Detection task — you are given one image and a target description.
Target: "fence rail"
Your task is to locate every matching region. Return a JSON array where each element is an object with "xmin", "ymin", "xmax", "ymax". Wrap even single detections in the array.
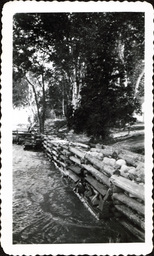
[{"xmin": 42, "ymin": 134, "xmax": 144, "ymax": 241}]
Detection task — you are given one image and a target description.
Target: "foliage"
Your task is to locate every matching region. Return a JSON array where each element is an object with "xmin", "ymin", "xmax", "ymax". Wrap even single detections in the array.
[
  {"xmin": 13, "ymin": 78, "xmax": 29, "ymax": 108},
  {"xmin": 65, "ymin": 13, "xmax": 144, "ymax": 137},
  {"xmin": 13, "ymin": 12, "xmax": 144, "ymax": 137}
]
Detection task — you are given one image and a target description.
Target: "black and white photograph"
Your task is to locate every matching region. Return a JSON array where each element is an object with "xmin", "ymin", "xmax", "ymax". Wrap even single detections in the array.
[{"xmin": 1, "ymin": 1, "xmax": 153, "ymax": 255}]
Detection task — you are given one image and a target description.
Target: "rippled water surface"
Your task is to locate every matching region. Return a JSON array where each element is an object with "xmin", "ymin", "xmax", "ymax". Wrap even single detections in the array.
[{"xmin": 13, "ymin": 145, "xmax": 131, "ymax": 244}]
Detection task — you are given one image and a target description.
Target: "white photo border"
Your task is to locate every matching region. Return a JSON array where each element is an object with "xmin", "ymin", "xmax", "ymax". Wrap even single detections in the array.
[{"xmin": 1, "ymin": 1, "xmax": 153, "ymax": 255}]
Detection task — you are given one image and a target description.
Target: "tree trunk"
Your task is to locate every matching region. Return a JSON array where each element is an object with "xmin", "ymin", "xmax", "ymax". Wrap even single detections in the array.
[
  {"xmin": 62, "ymin": 83, "xmax": 65, "ymax": 116},
  {"xmin": 41, "ymin": 73, "xmax": 46, "ymax": 133},
  {"xmin": 26, "ymin": 76, "xmax": 42, "ymax": 133},
  {"xmin": 134, "ymin": 67, "xmax": 145, "ymax": 99}
]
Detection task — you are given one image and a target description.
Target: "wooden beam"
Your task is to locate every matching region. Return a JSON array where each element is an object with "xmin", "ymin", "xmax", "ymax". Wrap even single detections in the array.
[
  {"xmin": 65, "ymin": 169, "xmax": 79, "ymax": 183},
  {"xmin": 113, "ymin": 193, "xmax": 144, "ymax": 216},
  {"xmin": 110, "ymin": 175, "xmax": 144, "ymax": 201},
  {"xmin": 102, "ymin": 164, "xmax": 115, "ymax": 177},
  {"xmin": 115, "ymin": 204, "xmax": 144, "ymax": 230},
  {"xmin": 85, "ymin": 175, "xmax": 108, "ymax": 196},
  {"xmin": 69, "ymin": 156, "xmax": 82, "ymax": 166},
  {"xmin": 118, "ymin": 150, "xmax": 144, "ymax": 167},
  {"xmin": 82, "ymin": 164, "xmax": 110, "ymax": 187},
  {"xmin": 85, "ymin": 153, "xmax": 103, "ymax": 170},
  {"xmin": 119, "ymin": 219, "xmax": 145, "ymax": 242},
  {"xmin": 69, "ymin": 146, "xmax": 86, "ymax": 159},
  {"xmin": 68, "ymin": 165, "xmax": 81, "ymax": 175},
  {"xmin": 70, "ymin": 142, "xmax": 90, "ymax": 149}
]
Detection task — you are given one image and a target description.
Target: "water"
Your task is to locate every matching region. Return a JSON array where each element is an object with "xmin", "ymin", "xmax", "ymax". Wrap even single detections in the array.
[{"xmin": 13, "ymin": 145, "xmax": 131, "ymax": 244}]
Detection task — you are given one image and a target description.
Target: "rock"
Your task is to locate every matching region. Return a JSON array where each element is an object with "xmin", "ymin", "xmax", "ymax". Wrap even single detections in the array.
[
  {"xmin": 139, "ymin": 173, "xmax": 145, "ymax": 183},
  {"xmin": 103, "ymin": 157, "xmax": 116, "ymax": 167},
  {"xmin": 139, "ymin": 182, "xmax": 144, "ymax": 186},
  {"xmin": 88, "ymin": 151, "xmax": 104, "ymax": 160},
  {"xmin": 136, "ymin": 162, "xmax": 144, "ymax": 172},
  {"xmin": 128, "ymin": 173, "xmax": 135, "ymax": 181},
  {"xmin": 120, "ymin": 164, "xmax": 129, "ymax": 173},
  {"xmin": 135, "ymin": 177, "xmax": 142, "ymax": 183},
  {"xmin": 96, "ymin": 143, "xmax": 103, "ymax": 149},
  {"xmin": 136, "ymin": 167, "xmax": 144, "ymax": 182},
  {"xmin": 112, "ymin": 151, "xmax": 118, "ymax": 160},
  {"xmin": 128, "ymin": 167, "xmax": 136, "ymax": 175},
  {"xmin": 116, "ymin": 159, "xmax": 126, "ymax": 166},
  {"xmin": 120, "ymin": 170, "xmax": 129, "ymax": 178}
]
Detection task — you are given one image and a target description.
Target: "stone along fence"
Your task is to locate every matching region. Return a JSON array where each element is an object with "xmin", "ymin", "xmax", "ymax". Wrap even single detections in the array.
[{"xmin": 42, "ymin": 134, "xmax": 145, "ymax": 242}]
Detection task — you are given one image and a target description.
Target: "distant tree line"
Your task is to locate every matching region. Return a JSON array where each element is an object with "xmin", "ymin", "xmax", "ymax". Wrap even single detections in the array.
[{"xmin": 13, "ymin": 12, "xmax": 144, "ymax": 136}]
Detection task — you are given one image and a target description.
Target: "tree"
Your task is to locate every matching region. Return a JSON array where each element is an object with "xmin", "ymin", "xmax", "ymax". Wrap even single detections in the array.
[
  {"xmin": 13, "ymin": 14, "xmax": 55, "ymax": 132},
  {"xmin": 13, "ymin": 77, "xmax": 29, "ymax": 108},
  {"xmin": 13, "ymin": 13, "xmax": 73, "ymax": 131},
  {"xmin": 67, "ymin": 13, "xmax": 144, "ymax": 138},
  {"xmin": 13, "ymin": 12, "xmax": 144, "ymax": 137}
]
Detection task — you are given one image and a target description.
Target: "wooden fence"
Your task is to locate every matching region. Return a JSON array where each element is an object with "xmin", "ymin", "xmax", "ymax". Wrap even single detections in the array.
[{"xmin": 42, "ymin": 134, "xmax": 145, "ymax": 242}]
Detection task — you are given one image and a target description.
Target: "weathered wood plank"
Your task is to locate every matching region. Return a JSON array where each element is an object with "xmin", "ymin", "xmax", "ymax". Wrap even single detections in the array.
[
  {"xmin": 51, "ymin": 149, "xmax": 59, "ymax": 157},
  {"xmin": 101, "ymin": 147, "xmax": 118, "ymax": 157},
  {"xmin": 90, "ymin": 148, "xmax": 105, "ymax": 153},
  {"xmin": 103, "ymin": 157, "xmax": 116, "ymax": 166},
  {"xmin": 85, "ymin": 175, "xmax": 108, "ymax": 196},
  {"xmin": 58, "ymin": 154, "xmax": 67, "ymax": 161},
  {"xmin": 119, "ymin": 219, "xmax": 145, "ymax": 242},
  {"xmin": 85, "ymin": 153, "xmax": 103, "ymax": 169},
  {"xmin": 68, "ymin": 165, "xmax": 81, "ymax": 175},
  {"xmin": 101, "ymin": 164, "xmax": 115, "ymax": 177},
  {"xmin": 98, "ymin": 189, "xmax": 112, "ymax": 211},
  {"xmin": 113, "ymin": 193, "xmax": 144, "ymax": 215},
  {"xmin": 82, "ymin": 164, "xmax": 110, "ymax": 187},
  {"xmin": 115, "ymin": 204, "xmax": 144, "ymax": 230},
  {"xmin": 110, "ymin": 175, "xmax": 144, "ymax": 201},
  {"xmin": 55, "ymin": 158, "xmax": 67, "ymax": 168},
  {"xmin": 69, "ymin": 156, "xmax": 82, "ymax": 166},
  {"xmin": 118, "ymin": 150, "xmax": 144, "ymax": 167},
  {"xmin": 46, "ymin": 152, "xmax": 52, "ymax": 158},
  {"xmin": 61, "ymin": 149, "xmax": 72, "ymax": 156},
  {"xmin": 61, "ymin": 144, "xmax": 69, "ymax": 150},
  {"xmin": 65, "ymin": 169, "xmax": 79, "ymax": 182},
  {"xmin": 46, "ymin": 148, "xmax": 53, "ymax": 154},
  {"xmin": 69, "ymin": 146, "xmax": 86, "ymax": 159},
  {"xmin": 70, "ymin": 142, "xmax": 90, "ymax": 149}
]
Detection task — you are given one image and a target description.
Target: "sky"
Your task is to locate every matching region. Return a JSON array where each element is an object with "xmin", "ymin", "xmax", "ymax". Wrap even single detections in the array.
[{"xmin": 13, "ymin": 107, "xmax": 29, "ymax": 127}]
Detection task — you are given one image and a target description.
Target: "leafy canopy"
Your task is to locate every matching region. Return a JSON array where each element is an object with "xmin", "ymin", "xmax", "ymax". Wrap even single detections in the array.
[{"xmin": 13, "ymin": 12, "xmax": 144, "ymax": 137}]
